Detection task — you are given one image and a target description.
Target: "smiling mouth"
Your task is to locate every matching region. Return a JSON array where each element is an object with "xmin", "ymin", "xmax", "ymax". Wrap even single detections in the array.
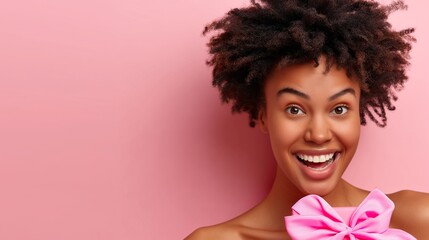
[{"xmin": 295, "ymin": 152, "xmax": 339, "ymax": 170}]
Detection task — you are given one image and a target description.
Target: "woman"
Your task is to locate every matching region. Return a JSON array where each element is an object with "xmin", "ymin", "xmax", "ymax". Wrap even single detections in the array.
[{"xmin": 186, "ymin": 0, "xmax": 429, "ymax": 239}]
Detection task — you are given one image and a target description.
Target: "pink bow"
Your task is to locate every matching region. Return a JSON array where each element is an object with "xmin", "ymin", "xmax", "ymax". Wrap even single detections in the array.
[{"xmin": 285, "ymin": 189, "xmax": 416, "ymax": 240}]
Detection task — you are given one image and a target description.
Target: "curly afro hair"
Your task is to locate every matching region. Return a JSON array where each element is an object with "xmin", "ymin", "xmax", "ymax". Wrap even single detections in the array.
[{"xmin": 203, "ymin": 0, "xmax": 415, "ymax": 127}]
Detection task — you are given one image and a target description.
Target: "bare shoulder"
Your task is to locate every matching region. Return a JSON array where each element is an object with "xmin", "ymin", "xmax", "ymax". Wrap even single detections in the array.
[
  {"xmin": 389, "ymin": 189, "xmax": 429, "ymax": 221},
  {"xmin": 184, "ymin": 204, "xmax": 289, "ymax": 240},
  {"xmin": 184, "ymin": 224, "xmax": 241, "ymax": 240},
  {"xmin": 388, "ymin": 190, "xmax": 429, "ymax": 239},
  {"xmin": 184, "ymin": 222, "xmax": 288, "ymax": 240}
]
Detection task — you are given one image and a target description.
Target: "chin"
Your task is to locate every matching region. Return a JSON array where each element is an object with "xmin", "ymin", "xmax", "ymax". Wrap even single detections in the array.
[{"xmin": 298, "ymin": 179, "xmax": 339, "ymax": 196}]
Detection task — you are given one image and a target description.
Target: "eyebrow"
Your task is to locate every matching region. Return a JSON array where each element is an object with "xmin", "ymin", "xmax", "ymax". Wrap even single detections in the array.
[
  {"xmin": 328, "ymin": 88, "xmax": 356, "ymax": 101},
  {"xmin": 277, "ymin": 87, "xmax": 356, "ymax": 101},
  {"xmin": 277, "ymin": 87, "xmax": 310, "ymax": 99}
]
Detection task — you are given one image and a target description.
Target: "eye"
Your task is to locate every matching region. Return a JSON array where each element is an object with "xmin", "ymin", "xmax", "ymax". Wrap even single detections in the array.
[
  {"xmin": 331, "ymin": 105, "xmax": 349, "ymax": 115},
  {"xmin": 286, "ymin": 105, "xmax": 305, "ymax": 115}
]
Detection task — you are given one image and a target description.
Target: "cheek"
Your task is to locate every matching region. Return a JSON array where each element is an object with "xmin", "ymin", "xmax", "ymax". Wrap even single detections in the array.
[
  {"xmin": 267, "ymin": 114, "xmax": 304, "ymax": 151},
  {"xmin": 335, "ymin": 118, "xmax": 361, "ymax": 150}
]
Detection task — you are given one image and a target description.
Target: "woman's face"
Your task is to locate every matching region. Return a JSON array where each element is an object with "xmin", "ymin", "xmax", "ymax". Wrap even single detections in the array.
[{"xmin": 260, "ymin": 59, "xmax": 361, "ymax": 196}]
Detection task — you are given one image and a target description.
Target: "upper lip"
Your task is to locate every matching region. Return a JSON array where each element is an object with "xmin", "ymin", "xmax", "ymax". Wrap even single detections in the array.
[{"xmin": 294, "ymin": 149, "xmax": 339, "ymax": 156}]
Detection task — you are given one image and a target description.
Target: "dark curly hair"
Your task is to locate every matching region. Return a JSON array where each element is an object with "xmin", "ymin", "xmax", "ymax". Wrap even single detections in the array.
[{"xmin": 203, "ymin": 0, "xmax": 415, "ymax": 127}]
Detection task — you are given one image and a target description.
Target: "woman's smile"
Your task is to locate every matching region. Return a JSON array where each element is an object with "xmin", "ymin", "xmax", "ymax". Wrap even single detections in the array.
[
  {"xmin": 294, "ymin": 151, "xmax": 340, "ymax": 180},
  {"xmin": 295, "ymin": 151, "xmax": 338, "ymax": 169}
]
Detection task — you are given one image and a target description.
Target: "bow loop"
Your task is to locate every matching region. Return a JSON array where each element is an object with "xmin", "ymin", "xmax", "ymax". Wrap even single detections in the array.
[{"xmin": 285, "ymin": 189, "xmax": 416, "ymax": 240}]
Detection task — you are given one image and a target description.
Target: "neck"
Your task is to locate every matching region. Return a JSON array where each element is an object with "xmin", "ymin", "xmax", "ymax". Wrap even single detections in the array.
[
  {"xmin": 263, "ymin": 167, "xmax": 305, "ymax": 213},
  {"xmin": 247, "ymin": 166, "xmax": 363, "ymax": 230}
]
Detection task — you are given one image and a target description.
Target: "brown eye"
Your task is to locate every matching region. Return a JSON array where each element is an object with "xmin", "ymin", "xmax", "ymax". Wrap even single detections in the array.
[
  {"xmin": 332, "ymin": 105, "xmax": 348, "ymax": 115},
  {"xmin": 286, "ymin": 106, "xmax": 304, "ymax": 115}
]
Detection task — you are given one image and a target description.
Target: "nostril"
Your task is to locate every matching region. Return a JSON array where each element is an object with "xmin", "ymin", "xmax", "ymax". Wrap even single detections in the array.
[{"xmin": 304, "ymin": 129, "xmax": 333, "ymax": 144}]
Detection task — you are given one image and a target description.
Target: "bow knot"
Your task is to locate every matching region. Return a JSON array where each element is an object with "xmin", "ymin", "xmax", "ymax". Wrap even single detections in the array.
[
  {"xmin": 344, "ymin": 226, "xmax": 352, "ymax": 235},
  {"xmin": 285, "ymin": 189, "xmax": 416, "ymax": 240}
]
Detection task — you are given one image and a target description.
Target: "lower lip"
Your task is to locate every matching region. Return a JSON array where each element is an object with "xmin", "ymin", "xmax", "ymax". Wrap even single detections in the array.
[{"xmin": 295, "ymin": 154, "xmax": 340, "ymax": 180}]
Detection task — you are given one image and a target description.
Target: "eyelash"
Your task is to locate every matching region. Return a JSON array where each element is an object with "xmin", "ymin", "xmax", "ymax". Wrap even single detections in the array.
[
  {"xmin": 331, "ymin": 104, "xmax": 349, "ymax": 116},
  {"xmin": 285, "ymin": 104, "xmax": 305, "ymax": 115},
  {"xmin": 284, "ymin": 104, "xmax": 350, "ymax": 116}
]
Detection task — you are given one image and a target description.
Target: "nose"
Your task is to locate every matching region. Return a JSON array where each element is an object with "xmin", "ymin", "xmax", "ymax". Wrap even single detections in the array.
[{"xmin": 304, "ymin": 115, "xmax": 333, "ymax": 144}]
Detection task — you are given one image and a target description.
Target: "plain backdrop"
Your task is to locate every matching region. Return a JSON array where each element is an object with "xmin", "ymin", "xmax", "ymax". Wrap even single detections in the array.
[{"xmin": 0, "ymin": 0, "xmax": 428, "ymax": 239}]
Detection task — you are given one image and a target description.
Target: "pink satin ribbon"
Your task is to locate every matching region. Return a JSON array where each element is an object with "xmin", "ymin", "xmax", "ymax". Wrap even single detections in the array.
[{"xmin": 285, "ymin": 189, "xmax": 416, "ymax": 240}]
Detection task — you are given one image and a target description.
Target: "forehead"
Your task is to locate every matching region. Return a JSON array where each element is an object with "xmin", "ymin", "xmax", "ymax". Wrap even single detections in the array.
[{"xmin": 264, "ymin": 60, "xmax": 361, "ymax": 98}]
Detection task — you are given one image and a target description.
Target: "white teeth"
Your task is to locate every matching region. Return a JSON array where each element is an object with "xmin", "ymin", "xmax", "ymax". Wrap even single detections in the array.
[
  {"xmin": 313, "ymin": 156, "xmax": 320, "ymax": 163},
  {"xmin": 297, "ymin": 153, "xmax": 334, "ymax": 163}
]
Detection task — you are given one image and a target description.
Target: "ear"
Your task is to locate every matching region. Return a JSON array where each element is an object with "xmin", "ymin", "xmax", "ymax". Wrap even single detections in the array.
[{"xmin": 258, "ymin": 109, "xmax": 268, "ymax": 134}]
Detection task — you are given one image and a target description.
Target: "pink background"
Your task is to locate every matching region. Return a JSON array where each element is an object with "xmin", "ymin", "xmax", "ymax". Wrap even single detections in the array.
[{"xmin": 0, "ymin": 0, "xmax": 427, "ymax": 239}]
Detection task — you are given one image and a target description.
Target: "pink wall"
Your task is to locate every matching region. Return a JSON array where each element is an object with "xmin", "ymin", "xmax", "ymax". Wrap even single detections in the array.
[{"xmin": 0, "ymin": 0, "xmax": 427, "ymax": 239}]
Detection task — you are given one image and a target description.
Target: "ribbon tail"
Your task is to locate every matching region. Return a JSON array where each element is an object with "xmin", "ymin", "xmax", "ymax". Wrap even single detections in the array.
[
  {"xmin": 352, "ymin": 229, "xmax": 416, "ymax": 240},
  {"xmin": 383, "ymin": 229, "xmax": 417, "ymax": 240}
]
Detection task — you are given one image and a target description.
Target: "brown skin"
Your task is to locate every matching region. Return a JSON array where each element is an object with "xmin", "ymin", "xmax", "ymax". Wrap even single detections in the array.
[{"xmin": 185, "ymin": 59, "xmax": 429, "ymax": 240}]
